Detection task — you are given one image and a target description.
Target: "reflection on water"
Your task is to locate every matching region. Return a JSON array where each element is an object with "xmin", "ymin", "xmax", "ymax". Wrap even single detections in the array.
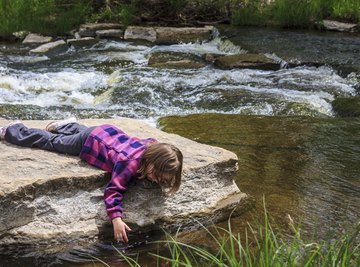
[{"xmin": 160, "ymin": 114, "xmax": 360, "ymax": 239}]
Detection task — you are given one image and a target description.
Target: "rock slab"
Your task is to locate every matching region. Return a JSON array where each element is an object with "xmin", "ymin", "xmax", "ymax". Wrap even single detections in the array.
[
  {"xmin": 29, "ymin": 40, "xmax": 68, "ymax": 55},
  {"xmin": 321, "ymin": 20, "xmax": 358, "ymax": 32},
  {"xmin": 214, "ymin": 53, "xmax": 280, "ymax": 70},
  {"xmin": 0, "ymin": 118, "xmax": 249, "ymax": 254},
  {"xmin": 22, "ymin": 33, "xmax": 53, "ymax": 44}
]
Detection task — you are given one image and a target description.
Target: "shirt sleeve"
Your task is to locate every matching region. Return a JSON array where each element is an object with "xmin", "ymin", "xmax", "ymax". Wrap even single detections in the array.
[{"xmin": 103, "ymin": 159, "xmax": 139, "ymax": 220}]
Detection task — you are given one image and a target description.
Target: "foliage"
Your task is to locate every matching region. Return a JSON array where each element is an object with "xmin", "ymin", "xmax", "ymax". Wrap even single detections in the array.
[
  {"xmin": 232, "ymin": 0, "xmax": 267, "ymax": 26},
  {"xmin": 330, "ymin": 0, "xmax": 360, "ymax": 22},
  {"xmin": 232, "ymin": 0, "xmax": 360, "ymax": 28},
  {"xmin": 0, "ymin": 0, "xmax": 90, "ymax": 36}
]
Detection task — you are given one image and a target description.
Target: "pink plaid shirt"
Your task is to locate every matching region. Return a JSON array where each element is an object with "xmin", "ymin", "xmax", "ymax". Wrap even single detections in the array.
[{"xmin": 79, "ymin": 124, "xmax": 156, "ymax": 220}]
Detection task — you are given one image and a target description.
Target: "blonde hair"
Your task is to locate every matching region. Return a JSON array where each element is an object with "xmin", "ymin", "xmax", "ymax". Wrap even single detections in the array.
[{"xmin": 138, "ymin": 142, "xmax": 183, "ymax": 195}]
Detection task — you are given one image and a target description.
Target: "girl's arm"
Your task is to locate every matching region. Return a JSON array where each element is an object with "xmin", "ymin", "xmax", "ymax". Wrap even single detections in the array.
[{"xmin": 104, "ymin": 160, "xmax": 139, "ymax": 241}]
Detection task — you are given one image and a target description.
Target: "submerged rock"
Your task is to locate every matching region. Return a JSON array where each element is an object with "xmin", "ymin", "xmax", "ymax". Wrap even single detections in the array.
[
  {"xmin": 148, "ymin": 52, "xmax": 206, "ymax": 69},
  {"xmin": 0, "ymin": 118, "xmax": 249, "ymax": 255},
  {"xmin": 29, "ymin": 40, "xmax": 68, "ymax": 56},
  {"xmin": 214, "ymin": 53, "xmax": 280, "ymax": 70},
  {"xmin": 332, "ymin": 97, "xmax": 360, "ymax": 117}
]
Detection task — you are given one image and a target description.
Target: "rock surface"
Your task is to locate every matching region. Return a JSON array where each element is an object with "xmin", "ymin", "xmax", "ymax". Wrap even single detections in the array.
[
  {"xmin": 96, "ymin": 29, "xmax": 124, "ymax": 39},
  {"xmin": 124, "ymin": 26, "xmax": 157, "ymax": 42},
  {"xmin": 214, "ymin": 53, "xmax": 280, "ymax": 70},
  {"xmin": 22, "ymin": 33, "xmax": 53, "ymax": 44},
  {"xmin": 78, "ymin": 23, "xmax": 123, "ymax": 37},
  {"xmin": 0, "ymin": 118, "xmax": 250, "ymax": 254},
  {"xmin": 124, "ymin": 26, "xmax": 215, "ymax": 44},
  {"xmin": 29, "ymin": 40, "xmax": 68, "ymax": 55},
  {"xmin": 148, "ymin": 52, "xmax": 206, "ymax": 69},
  {"xmin": 320, "ymin": 20, "xmax": 358, "ymax": 32},
  {"xmin": 67, "ymin": 37, "xmax": 98, "ymax": 48},
  {"xmin": 155, "ymin": 26, "xmax": 215, "ymax": 44}
]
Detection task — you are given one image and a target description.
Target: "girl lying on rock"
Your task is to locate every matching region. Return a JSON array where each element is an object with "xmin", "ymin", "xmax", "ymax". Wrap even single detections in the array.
[{"xmin": 0, "ymin": 118, "xmax": 183, "ymax": 243}]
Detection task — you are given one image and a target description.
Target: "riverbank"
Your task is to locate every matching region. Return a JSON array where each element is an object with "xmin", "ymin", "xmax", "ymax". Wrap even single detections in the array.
[{"xmin": 0, "ymin": 0, "xmax": 359, "ymax": 39}]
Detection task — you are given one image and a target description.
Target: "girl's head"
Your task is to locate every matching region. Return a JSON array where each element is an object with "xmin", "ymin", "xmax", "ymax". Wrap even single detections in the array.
[{"xmin": 138, "ymin": 142, "xmax": 183, "ymax": 195}]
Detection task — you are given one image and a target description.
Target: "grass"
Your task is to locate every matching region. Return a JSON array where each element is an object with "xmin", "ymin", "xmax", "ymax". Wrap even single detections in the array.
[
  {"xmin": 1, "ymin": 0, "xmax": 359, "ymax": 36},
  {"xmin": 0, "ymin": 0, "xmax": 90, "ymax": 36},
  {"xmin": 96, "ymin": 201, "xmax": 360, "ymax": 266},
  {"xmin": 232, "ymin": 0, "xmax": 360, "ymax": 28}
]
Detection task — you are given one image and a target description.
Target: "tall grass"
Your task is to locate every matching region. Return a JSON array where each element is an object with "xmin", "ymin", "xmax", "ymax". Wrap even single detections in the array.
[
  {"xmin": 98, "ymin": 203, "xmax": 360, "ymax": 266},
  {"xmin": 0, "ymin": 0, "xmax": 90, "ymax": 36},
  {"xmin": 232, "ymin": 0, "xmax": 360, "ymax": 28}
]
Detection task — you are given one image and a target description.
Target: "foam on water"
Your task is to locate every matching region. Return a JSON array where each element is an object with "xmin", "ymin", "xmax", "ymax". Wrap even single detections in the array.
[
  {"xmin": 0, "ymin": 38, "xmax": 357, "ymax": 118},
  {"xmin": 0, "ymin": 68, "xmax": 107, "ymax": 107},
  {"xmin": 149, "ymin": 37, "xmax": 246, "ymax": 56}
]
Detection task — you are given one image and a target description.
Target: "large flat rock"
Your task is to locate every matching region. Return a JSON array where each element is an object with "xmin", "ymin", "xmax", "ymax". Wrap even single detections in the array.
[{"xmin": 0, "ymin": 118, "xmax": 250, "ymax": 254}]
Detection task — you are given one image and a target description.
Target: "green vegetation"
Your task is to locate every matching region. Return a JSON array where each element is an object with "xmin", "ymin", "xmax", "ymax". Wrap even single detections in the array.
[
  {"xmin": 0, "ymin": 0, "xmax": 89, "ymax": 36},
  {"xmin": 232, "ymin": 0, "xmax": 360, "ymax": 28},
  {"xmin": 0, "ymin": 0, "xmax": 359, "ymax": 36},
  {"xmin": 97, "ymin": 205, "xmax": 360, "ymax": 267}
]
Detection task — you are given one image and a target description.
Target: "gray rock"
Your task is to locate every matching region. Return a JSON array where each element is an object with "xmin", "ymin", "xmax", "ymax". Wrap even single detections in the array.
[
  {"xmin": 79, "ymin": 23, "xmax": 122, "ymax": 37},
  {"xmin": 67, "ymin": 37, "xmax": 98, "ymax": 48},
  {"xmin": 124, "ymin": 26, "xmax": 216, "ymax": 44},
  {"xmin": 155, "ymin": 26, "xmax": 215, "ymax": 44},
  {"xmin": 29, "ymin": 40, "xmax": 68, "ymax": 56},
  {"xmin": 96, "ymin": 29, "xmax": 124, "ymax": 39},
  {"xmin": 74, "ymin": 32, "xmax": 81, "ymax": 39},
  {"xmin": 148, "ymin": 52, "xmax": 206, "ymax": 69},
  {"xmin": 22, "ymin": 33, "xmax": 53, "ymax": 44},
  {"xmin": 12, "ymin": 31, "xmax": 30, "ymax": 40},
  {"xmin": 214, "ymin": 53, "xmax": 280, "ymax": 70},
  {"xmin": 320, "ymin": 20, "xmax": 358, "ymax": 32},
  {"xmin": 124, "ymin": 26, "xmax": 157, "ymax": 42},
  {"xmin": 0, "ymin": 118, "xmax": 250, "ymax": 254}
]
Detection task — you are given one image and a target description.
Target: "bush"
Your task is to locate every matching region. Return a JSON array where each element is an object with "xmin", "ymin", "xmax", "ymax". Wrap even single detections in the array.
[{"xmin": 0, "ymin": 0, "xmax": 90, "ymax": 36}]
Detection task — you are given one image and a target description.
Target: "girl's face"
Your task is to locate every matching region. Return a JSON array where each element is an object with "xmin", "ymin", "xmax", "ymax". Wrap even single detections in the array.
[{"xmin": 146, "ymin": 165, "xmax": 174, "ymax": 187}]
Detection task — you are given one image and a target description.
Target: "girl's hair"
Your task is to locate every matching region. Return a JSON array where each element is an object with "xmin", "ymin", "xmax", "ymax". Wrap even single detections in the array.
[{"xmin": 138, "ymin": 142, "xmax": 183, "ymax": 196}]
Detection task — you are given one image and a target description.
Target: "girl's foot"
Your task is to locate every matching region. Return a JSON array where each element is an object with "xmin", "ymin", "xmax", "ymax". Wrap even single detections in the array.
[
  {"xmin": 0, "ymin": 120, "xmax": 22, "ymax": 140},
  {"xmin": 0, "ymin": 126, "xmax": 6, "ymax": 140},
  {"xmin": 45, "ymin": 117, "xmax": 77, "ymax": 133}
]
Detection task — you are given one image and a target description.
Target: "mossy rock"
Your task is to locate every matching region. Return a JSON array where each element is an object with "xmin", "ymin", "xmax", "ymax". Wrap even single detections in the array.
[
  {"xmin": 332, "ymin": 97, "xmax": 360, "ymax": 117},
  {"xmin": 148, "ymin": 51, "xmax": 205, "ymax": 69},
  {"xmin": 214, "ymin": 53, "xmax": 280, "ymax": 70}
]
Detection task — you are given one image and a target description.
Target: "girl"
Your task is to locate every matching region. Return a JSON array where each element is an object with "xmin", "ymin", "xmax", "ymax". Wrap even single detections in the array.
[{"xmin": 0, "ymin": 118, "xmax": 183, "ymax": 243}]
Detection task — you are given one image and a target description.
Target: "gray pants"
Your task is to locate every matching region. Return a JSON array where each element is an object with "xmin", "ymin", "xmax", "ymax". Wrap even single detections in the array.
[{"xmin": 5, "ymin": 123, "xmax": 95, "ymax": 156}]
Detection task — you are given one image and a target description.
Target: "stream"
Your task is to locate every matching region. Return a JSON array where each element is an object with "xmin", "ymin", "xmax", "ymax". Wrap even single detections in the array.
[{"xmin": 0, "ymin": 26, "xmax": 359, "ymax": 266}]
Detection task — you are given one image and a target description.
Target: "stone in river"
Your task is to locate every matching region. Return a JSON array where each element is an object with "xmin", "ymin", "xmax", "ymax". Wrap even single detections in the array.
[
  {"xmin": 214, "ymin": 53, "xmax": 280, "ymax": 70},
  {"xmin": 29, "ymin": 40, "xmax": 68, "ymax": 56}
]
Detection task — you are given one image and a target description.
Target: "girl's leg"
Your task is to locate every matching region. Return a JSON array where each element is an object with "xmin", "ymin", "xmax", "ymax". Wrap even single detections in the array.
[
  {"xmin": 55, "ymin": 122, "xmax": 89, "ymax": 135},
  {"xmin": 5, "ymin": 123, "xmax": 95, "ymax": 156}
]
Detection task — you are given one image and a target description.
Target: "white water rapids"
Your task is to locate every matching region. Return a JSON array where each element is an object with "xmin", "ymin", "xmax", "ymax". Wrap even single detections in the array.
[{"xmin": 0, "ymin": 36, "xmax": 357, "ymax": 120}]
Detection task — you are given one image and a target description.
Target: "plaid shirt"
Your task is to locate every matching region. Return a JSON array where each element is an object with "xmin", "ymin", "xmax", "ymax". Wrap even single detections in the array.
[{"xmin": 80, "ymin": 124, "xmax": 156, "ymax": 220}]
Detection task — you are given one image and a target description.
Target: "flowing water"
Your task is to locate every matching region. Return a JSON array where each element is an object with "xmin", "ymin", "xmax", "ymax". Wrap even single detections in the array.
[{"xmin": 0, "ymin": 26, "xmax": 359, "ymax": 266}]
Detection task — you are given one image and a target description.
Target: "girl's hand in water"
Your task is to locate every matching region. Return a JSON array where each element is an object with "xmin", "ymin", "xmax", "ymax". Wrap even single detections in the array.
[{"xmin": 112, "ymin": 217, "xmax": 132, "ymax": 243}]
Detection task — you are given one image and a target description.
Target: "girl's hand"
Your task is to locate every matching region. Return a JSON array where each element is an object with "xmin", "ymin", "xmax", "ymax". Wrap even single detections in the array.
[{"xmin": 112, "ymin": 217, "xmax": 132, "ymax": 243}]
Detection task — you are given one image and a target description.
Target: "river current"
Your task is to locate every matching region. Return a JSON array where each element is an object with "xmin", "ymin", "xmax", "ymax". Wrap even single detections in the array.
[{"xmin": 0, "ymin": 26, "xmax": 359, "ymax": 266}]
